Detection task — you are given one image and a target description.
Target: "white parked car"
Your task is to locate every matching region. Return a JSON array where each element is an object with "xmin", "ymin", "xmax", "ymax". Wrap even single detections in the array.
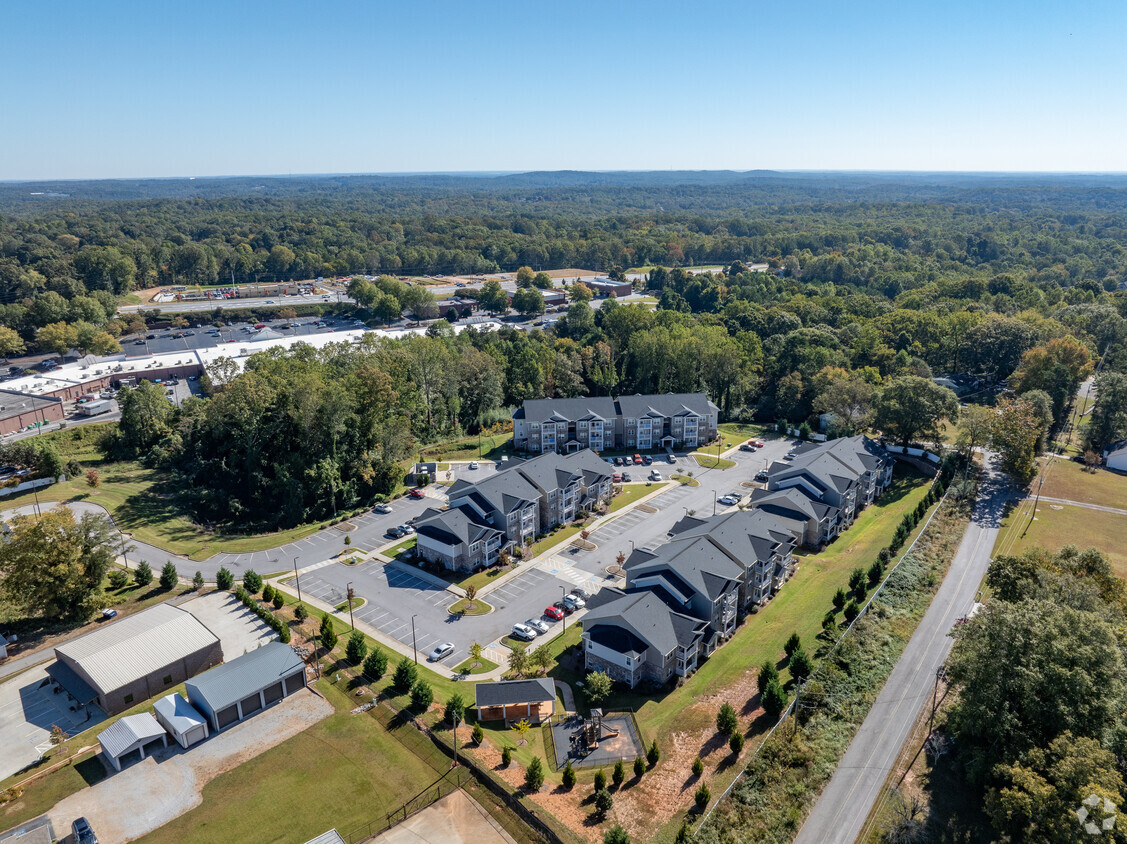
[
  {"xmin": 373, "ymin": 503, "xmax": 392, "ymax": 514},
  {"xmin": 511, "ymin": 623, "xmax": 536, "ymax": 642},
  {"xmin": 468, "ymin": 461, "xmax": 479, "ymax": 470},
  {"xmin": 718, "ymin": 494, "xmax": 739, "ymax": 506},
  {"xmin": 526, "ymin": 618, "xmax": 549, "ymax": 634},
  {"xmin": 649, "ymin": 470, "xmax": 663, "ymax": 481},
  {"xmin": 562, "ymin": 594, "xmax": 585, "ymax": 611}
]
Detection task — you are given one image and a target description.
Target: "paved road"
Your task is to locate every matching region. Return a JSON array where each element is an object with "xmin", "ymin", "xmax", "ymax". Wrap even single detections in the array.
[{"xmin": 793, "ymin": 455, "xmax": 1016, "ymax": 844}]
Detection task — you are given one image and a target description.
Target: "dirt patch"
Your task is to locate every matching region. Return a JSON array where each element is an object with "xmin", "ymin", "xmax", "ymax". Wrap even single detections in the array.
[{"xmin": 46, "ymin": 687, "xmax": 332, "ymax": 842}]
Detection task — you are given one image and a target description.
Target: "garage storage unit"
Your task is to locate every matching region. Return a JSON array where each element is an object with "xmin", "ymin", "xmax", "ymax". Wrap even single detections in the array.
[
  {"xmin": 98, "ymin": 713, "xmax": 168, "ymax": 771},
  {"xmin": 185, "ymin": 642, "xmax": 307, "ymax": 733},
  {"xmin": 153, "ymin": 692, "xmax": 209, "ymax": 748},
  {"xmin": 50, "ymin": 604, "xmax": 223, "ymax": 716}
]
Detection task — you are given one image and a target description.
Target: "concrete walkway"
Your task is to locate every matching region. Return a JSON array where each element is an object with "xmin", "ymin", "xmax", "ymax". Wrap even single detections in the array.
[{"xmin": 555, "ymin": 680, "xmax": 577, "ymax": 713}]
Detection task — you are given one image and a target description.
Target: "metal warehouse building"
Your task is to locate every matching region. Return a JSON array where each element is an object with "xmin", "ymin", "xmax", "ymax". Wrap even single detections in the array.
[
  {"xmin": 50, "ymin": 604, "xmax": 223, "ymax": 716},
  {"xmin": 185, "ymin": 642, "xmax": 307, "ymax": 732}
]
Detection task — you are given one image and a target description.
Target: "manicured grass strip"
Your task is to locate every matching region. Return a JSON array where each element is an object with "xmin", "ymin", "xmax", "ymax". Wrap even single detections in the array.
[
  {"xmin": 455, "ymin": 656, "xmax": 500, "ymax": 675},
  {"xmin": 672, "ymin": 473, "xmax": 700, "ymax": 486},
  {"xmin": 993, "ymin": 499, "xmax": 1127, "ymax": 577},
  {"xmin": 382, "ymin": 537, "xmax": 416, "ymax": 560},
  {"xmin": 608, "ymin": 482, "xmax": 667, "ymax": 513},
  {"xmin": 717, "ymin": 422, "xmax": 771, "ymax": 440},
  {"xmin": 530, "ymin": 523, "xmax": 587, "ymax": 557},
  {"xmin": 448, "ymin": 597, "xmax": 492, "ymax": 616},
  {"xmin": 692, "ymin": 453, "xmax": 736, "ymax": 470}
]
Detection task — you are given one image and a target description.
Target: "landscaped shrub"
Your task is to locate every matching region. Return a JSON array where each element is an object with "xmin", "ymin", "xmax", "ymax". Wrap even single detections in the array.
[
  {"xmin": 692, "ymin": 756, "xmax": 704, "ymax": 777},
  {"xmin": 410, "ymin": 680, "xmax": 433, "ymax": 710},
  {"xmin": 634, "ymin": 757, "xmax": 645, "ymax": 779},
  {"xmin": 243, "ymin": 570, "xmax": 263, "ymax": 594},
  {"xmin": 345, "ymin": 631, "xmax": 367, "ymax": 665},
  {"xmin": 193, "ymin": 571, "xmax": 205, "ymax": 591},
  {"xmin": 647, "ymin": 739, "xmax": 660, "ymax": 767},
  {"xmin": 594, "ymin": 788, "xmax": 613, "ymax": 817},
  {"xmin": 294, "ymin": 603, "xmax": 308, "ymax": 623},
  {"xmin": 133, "ymin": 561, "xmax": 153, "ymax": 587},
  {"xmin": 605, "ymin": 824, "xmax": 630, "ymax": 844},
  {"xmin": 393, "ymin": 658, "xmax": 418, "ymax": 693},
  {"xmin": 562, "ymin": 759, "xmax": 576, "ymax": 788},
  {"xmin": 694, "ymin": 782, "xmax": 711, "ymax": 812},
  {"xmin": 319, "ymin": 615, "xmax": 338, "ymax": 651},
  {"xmin": 444, "ymin": 693, "xmax": 466, "ymax": 725},
  {"xmin": 868, "ymin": 559, "xmax": 884, "ymax": 586},
  {"xmin": 159, "ymin": 561, "xmax": 178, "ymax": 590},
  {"xmin": 848, "ymin": 567, "xmax": 866, "ymax": 594},
  {"xmin": 612, "ymin": 760, "xmax": 625, "ymax": 787},
  {"xmin": 524, "ymin": 756, "xmax": 544, "ymax": 792},
  {"xmin": 757, "ymin": 660, "xmax": 778, "ymax": 695},
  {"xmin": 108, "ymin": 569, "xmax": 129, "ymax": 590},
  {"xmin": 216, "ymin": 567, "xmax": 234, "ymax": 590},
  {"xmin": 832, "ymin": 587, "xmax": 846, "ymax": 610},
  {"xmin": 272, "ymin": 591, "xmax": 284, "ymax": 610},
  {"xmin": 363, "ymin": 647, "xmax": 388, "ymax": 681},
  {"xmin": 878, "ymin": 548, "xmax": 891, "ymax": 565},
  {"xmin": 594, "ymin": 769, "xmax": 607, "ymax": 791},
  {"xmin": 262, "ymin": 584, "xmax": 275, "ymax": 603},
  {"xmin": 789, "ymin": 647, "xmax": 813, "ymax": 682},
  {"xmin": 729, "ymin": 731, "xmax": 745, "ymax": 754},
  {"xmin": 499, "ymin": 741, "xmax": 509, "ymax": 764},
  {"xmin": 844, "ymin": 600, "xmax": 861, "ymax": 623},
  {"xmin": 716, "ymin": 702, "xmax": 738, "ymax": 736},
  {"xmin": 762, "ymin": 678, "xmax": 787, "ymax": 720},
  {"xmin": 784, "ymin": 632, "xmax": 802, "ymax": 659}
]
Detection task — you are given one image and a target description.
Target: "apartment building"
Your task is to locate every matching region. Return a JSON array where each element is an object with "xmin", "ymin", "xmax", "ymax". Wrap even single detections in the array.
[
  {"xmin": 513, "ymin": 392, "xmax": 718, "ymax": 454},
  {"xmin": 413, "ymin": 504, "xmax": 507, "ymax": 573}
]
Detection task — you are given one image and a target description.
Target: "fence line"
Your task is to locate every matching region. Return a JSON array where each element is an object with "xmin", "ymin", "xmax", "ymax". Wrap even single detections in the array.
[
  {"xmin": 344, "ymin": 767, "xmax": 471, "ymax": 843},
  {"xmin": 695, "ymin": 474, "xmax": 955, "ymax": 833}
]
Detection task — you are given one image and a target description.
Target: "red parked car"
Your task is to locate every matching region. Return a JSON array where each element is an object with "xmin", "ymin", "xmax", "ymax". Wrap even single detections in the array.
[
  {"xmin": 632, "ymin": 453, "xmax": 643, "ymax": 465},
  {"xmin": 408, "ymin": 488, "xmax": 425, "ymax": 500},
  {"xmin": 543, "ymin": 606, "xmax": 565, "ymax": 621}
]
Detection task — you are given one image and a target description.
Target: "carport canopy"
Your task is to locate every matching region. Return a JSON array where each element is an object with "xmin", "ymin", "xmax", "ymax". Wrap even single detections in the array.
[{"xmin": 98, "ymin": 713, "xmax": 168, "ymax": 771}]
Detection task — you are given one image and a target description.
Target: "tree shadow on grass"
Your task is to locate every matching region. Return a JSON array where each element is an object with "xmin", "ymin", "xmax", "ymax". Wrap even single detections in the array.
[{"xmin": 75, "ymin": 755, "xmax": 107, "ymax": 786}]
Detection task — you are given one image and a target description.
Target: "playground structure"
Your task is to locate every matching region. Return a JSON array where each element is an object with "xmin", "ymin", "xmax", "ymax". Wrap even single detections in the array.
[{"xmin": 550, "ymin": 708, "xmax": 645, "ymax": 770}]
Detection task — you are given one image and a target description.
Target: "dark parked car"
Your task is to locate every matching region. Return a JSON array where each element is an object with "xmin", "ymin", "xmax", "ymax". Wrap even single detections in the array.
[
  {"xmin": 642, "ymin": 455, "xmax": 653, "ymax": 465},
  {"xmin": 72, "ymin": 817, "xmax": 98, "ymax": 844}
]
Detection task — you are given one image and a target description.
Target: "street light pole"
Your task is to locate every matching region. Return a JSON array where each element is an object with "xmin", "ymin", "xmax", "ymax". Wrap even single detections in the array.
[
  {"xmin": 293, "ymin": 557, "xmax": 302, "ymax": 603},
  {"xmin": 347, "ymin": 582, "xmax": 356, "ymax": 630},
  {"xmin": 411, "ymin": 613, "xmax": 419, "ymax": 664},
  {"xmin": 560, "ymin": 586, "xmax": 567, "ymax": 633}
]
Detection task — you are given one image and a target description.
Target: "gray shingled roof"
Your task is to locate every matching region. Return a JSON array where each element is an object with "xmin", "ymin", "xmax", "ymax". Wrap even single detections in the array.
[
  {"xmin": 615, "ymin": 392, "xmax": 717, "ymax": 420},
  {"xmin": 748, "ymin": 487, "xmax": 835, "ymax": 521},
  {"xmin": 414, "ymin": 503, "xmax": 503, "ymax": 547},
  {"xmin": 583, "ymin": 590, "xmax": 707, "ymax": 654},
  {"xmin": 186, "ymin": 642, "xmax": 304, "ymax": 713},
  {"xmin": 628, "ymin": 536, "xmax": 742, "ymax": 601},
  {"xmin": 519, "ymin": 396, "xmax": 617, "ymax": 425},
  {"xmin": 55, "ymin": 604, "xmax": 219, "ymax": 695},
  {"xmin": 448, "ymin": 469, "xmax": 540, "ymax": 515},
  {"xmin": 668, "ymin": 509, "xmax": 796, "ymax": 566},
  {"xmin": 98, "ymin": 713, "xmax": 167, "ymax": 758},
  {"xmin": 475, "ymin": 678, "xmax": 556, "ymax": 708}
]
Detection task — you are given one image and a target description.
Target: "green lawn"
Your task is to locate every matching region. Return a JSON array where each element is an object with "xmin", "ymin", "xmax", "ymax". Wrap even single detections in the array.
[
  {"xmin": 530, "ymin": 523, "xmax": 588, "ymax": 557},
  {"xmin": 692, "ymin": 453, "xmax": 736, "ymax": 470},
  {"xmin": 671, "ymin": 473, "xmax": 700, "ymax": 487},
  {"xmin": 138, "ymin": 680, "xmax": 441, "ymax": 844},
  {"xmin": 382, "ymin": 537, "xmax": 417, "ymax": 560},
  {"xmin": 1038, "ymin": 457, "xmax": 1127, "ymax": 510},
  {"xmin": 455, "ymin": 656, "xmax": 499, "ymax": 675},
  {"xmin": 448, "ymin": 597, "xmax": 492, "ymax": 616},
  {"xmin": 717, "ymin": 422, "xmax": 773, "ymax": 440},
  {"xmin": 418, "ymin": 432, "xmax": 512, "ymax": 462},
  {"xmin": 585, "ymin": 467, "xmax": 932, "ymax": 740},
  {"xmin": 993, "ymin": 499, "xmax": 1127, "ymax": 577},
  {"xmin": 608, "ymin": 482, "xmax": 667, "ymax": 513}
]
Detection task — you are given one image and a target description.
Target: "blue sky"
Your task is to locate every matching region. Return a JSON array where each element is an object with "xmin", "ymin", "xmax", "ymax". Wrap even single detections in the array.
[{"xmin": 2, "ymin": 0, "xmax": 1126, "ymax": 179}]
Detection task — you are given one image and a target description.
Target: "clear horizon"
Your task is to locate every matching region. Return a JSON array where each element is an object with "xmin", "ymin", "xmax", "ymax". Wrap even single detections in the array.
[{"xmin": 3, "ymin": 0, "xmax": 1126, "ymax": 180}]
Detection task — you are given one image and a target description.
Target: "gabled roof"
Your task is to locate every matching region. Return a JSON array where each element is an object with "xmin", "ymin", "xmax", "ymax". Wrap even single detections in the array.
[
  {"xmin": 771, "ymin": 453, "xmax": 856, "ymax": 495},
  {"xmin": 55, "ymin": 604, "xmax": 220, "ymax": 694},
  {"xmin": 475, "ymin": 678, "xmax": 556, "ymax": 708},
  {"xmin": 414, "ymin": 504, "xmax": 503, "ymax": 547},
  {"xmin": 1105, "ymin": 439, "xmax": 1127, "ymax": 458},
  {"xmin": 519, "ymin": 396, "xmax": 618, "ymax": 425},
  {"xmin": 153, "ymin": 693, "xmax": 207, "ymax": 734},
  {"xmin": 583, "ymin": 589, "xmax": 708, "ymax": 655},
  {"xmin": 98, "ymin": 713, "xmax": 167, "ymax": 758},
  {"xmin": 628, "ymin": 535, "xmax": 743, "ymax": 601},
  {"xmin": 448, "ymin": 469, "xmax": 540, "ymax": 515},
  {"xmin": 748, "ymin": 487, "xmax": 837, "ymax": 522},
  {"xmin": 666, "ymin": 509, "xmax": 797, "ymax": 567},
  {"xmin": 615, "ymin": 392, "xmax": 718, "ymax": 420},
  {"xmin": 186, "ymin": 642, "xmax": 304, "ymax": 713}
]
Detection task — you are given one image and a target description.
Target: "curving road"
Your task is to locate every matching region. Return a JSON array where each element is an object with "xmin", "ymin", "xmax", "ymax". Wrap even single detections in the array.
[
  {"xmin": 793, "ymin": 454, "xmax": 1017, "ymax": 844},
  {"xmin": 0, "ymin": 464, "xmax": 502, "ymax": 580}
]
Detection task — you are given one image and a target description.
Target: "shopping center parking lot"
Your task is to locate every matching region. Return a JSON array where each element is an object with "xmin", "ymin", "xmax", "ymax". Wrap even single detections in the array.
[{"xmin": 297, "ymin": 559, "xmax": 573, "ymax": 667}]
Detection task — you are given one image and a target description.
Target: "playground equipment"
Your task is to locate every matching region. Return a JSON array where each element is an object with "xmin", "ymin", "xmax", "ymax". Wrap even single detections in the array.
[{"xmin": 572, "ymin": 708, "xmax": 620, "ymax": 754}]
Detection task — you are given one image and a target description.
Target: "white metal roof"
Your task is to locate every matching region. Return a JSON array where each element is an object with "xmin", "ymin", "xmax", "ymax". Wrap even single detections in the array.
[
  {"xmin": 98, "ymin": 712, "xmax": 167, "ymax": 759},
  {"xmin": 153, "ymin": 692, "xmax": 207, "ymax": 734},
  {"xmin": 55, "ymin": 604, "xmax": 219, "ymax": 693}
]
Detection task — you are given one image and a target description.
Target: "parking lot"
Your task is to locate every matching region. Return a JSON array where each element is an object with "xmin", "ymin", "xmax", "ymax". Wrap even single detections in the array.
[
  {"xmin": 0, "ymin": 663, "xmax": 107, "ymax": 780},
  {"xmin": 299, "ymin": 559, "xmax": 572, "ymax": 668}
]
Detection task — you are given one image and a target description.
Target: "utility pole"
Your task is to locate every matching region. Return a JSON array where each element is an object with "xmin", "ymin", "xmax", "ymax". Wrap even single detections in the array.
[
  {"xmin": 347, "ymin": 582, "xmax": 356, "ymax": 630},
  {"xmin": 560, "ymin": 586, "xmax": 567, "ymax": 633},
  {"xmin": 293, "ymin": 556, "xmax": 302, "ymax": 603},
  {"xmin": 411, "ymin": 613, "xmax": 419, "ymax": 664},
  {"xmin": 929, "ymin": 666, "xmax": 946, "ymax": 734}
]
